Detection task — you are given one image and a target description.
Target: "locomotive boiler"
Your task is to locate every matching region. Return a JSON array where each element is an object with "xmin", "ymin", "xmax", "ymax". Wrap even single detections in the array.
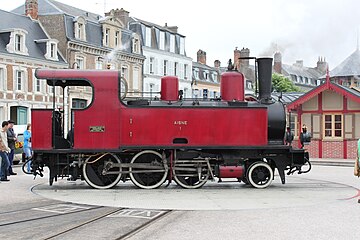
[{"xmin": 28, "ymin": 57, "xmax": 310, "ymax": 189}]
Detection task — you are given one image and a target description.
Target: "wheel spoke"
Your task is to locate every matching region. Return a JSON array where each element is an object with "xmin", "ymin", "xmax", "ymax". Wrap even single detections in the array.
[
  {"xmin": 83, "ymin": 153, "xmax": 122, "ymax": 189},
  {"xmin": 129, "ymin": 151, "xmax": 168, "ymax": 189}
]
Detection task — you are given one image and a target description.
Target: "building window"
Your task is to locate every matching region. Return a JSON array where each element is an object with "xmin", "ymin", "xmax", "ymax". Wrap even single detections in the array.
[
  {"xmin": 132, "ymin": 37, "xmax": 140, "ymax": 54},
  {"xmin": 72, "ymin": 98, "xmax": 87, "ymax": 109},
  {"xmin": 163, "ymin": 60, "xmax": 168, "ymax": 76},
  {"xmin": 0, "ymin": 67, "xmax": 5, "ymax": 90},
  {"xmin": 50, "ymin": 43, "xmax": 56, "ymax": 58},
  {"xmin": 159, "ymin": 32, "xmax": 165, "ymax": 50},
  {"xmin": 15, "ymin": 34, "xmax": 22, "ymax": 51},
  {"xmin": 149, "ymin": 57, "xmax": 154, "ymax": 74},
  {"xmin": 174, "ymin": 62, "xmax": 178, "ymax": 76},
  {"xmin": 203, "ymin": 89, "xmax": 208, "ymax": 99},
  {"xmin": 105, "ymin": 28, "xmax": 110, "ymax": 46},
  {"xmin": 324, "ymin": 114, "xmax": 342, "ymax": 138},
  {"xmin": 16, "ymin": 70, "xmax": 24, "ymax": 91},
  {"xmin": 115, "ymin": 31, "xmax": 120, "ymax": 47},
  {"xmin": 194, "ymin": 69, "xmax": 199, "ymax": 80},
  {"xmin": 184, "ymin": 64, "xmax": 188, "ymax": 79},
  {"xmin": 145, "ymin": 27, "xmax": 151, "ymax": 47},
  {"xmin": 76, "ymin": 56, "xmax": 85, "ymax": 69},
  {"xmin": 149, "ymin": 83, "xmax": 155, "ymax": 98},
  {"xmin": 170, "ymin": 35, "xmax": 175, "ymax": 53},
  {"xmin": 179, "ymin": 37, "xmax": 185, "ymax": 55},
  {"xmin": 95, "ymin": 59, "xmax": 103, "ymax": 69},
  {"xmin": 204, "ymin": 71, "xmax": 209, "ymax": 80},
  {"xmin": 36, "ymin": 78, "xmax": 41, "ymax": 92},
  {"xmin": 121, "ymin": 66, "xmax": 128, "ymax": 80}
]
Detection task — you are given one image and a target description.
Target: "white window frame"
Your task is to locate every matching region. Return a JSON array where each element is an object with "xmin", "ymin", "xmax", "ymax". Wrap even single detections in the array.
[
  {"xmin": 323, "ymin": 114, "xmax": 343, "ymax": 139},
  {"xmin": 159, "ymin": 31, "xmax": 165, "ymax": 50},
  {"xmin": 179, "ymin": 37, "xmax": 185, "ymax": 55},
  {"xmin": 15, "ymin": 70, "xmax": 24, "ymax": 91},
  {"xmin": 75, "ymin": 55, "xmax": 85, "ymax": 69},
  {"xmin": 174, "ymin": 62, "xmax": 178, "ymax": 76},
  {"xmin": 184, "ymin": 64, "xmax": 188, "ymax": 79},
  {"xmin": 121, "ymin": 66, "xmax": 129, "ymax": 81},
  {"xmin": 0, "ymin": 65, "xmax": 7, "ymax": 90},
  {"xmin": 163, "ymin": 60, "xmax": 168, "ymax": 76},
  {"xmin": 133, "ymin": 67, "xmax": 139, "ymax": 90},
  {"xmin": 149, "ymin": 57, "xmax": 154, "ymax": 74},
  {"xmin": 170, "ymin": 35, "xmax": 175, "ymax": 53},
  {"xmin": 105, "ymin": 28, "xmax": 110, "ymax": 46},
  {"xmin": 115, "ymin": 31, "xmax": 120, "ymax": 47},
  {"xmin": 6, "ymin": 29, "xmax": 29, "ymax": 55},
  {"xmin": 95, "ymin": 59, "xmax": 103, "ymax": 69},
  {"xmin": 145, "ymin": 27, "xmax": 152, "ymax": 47}
]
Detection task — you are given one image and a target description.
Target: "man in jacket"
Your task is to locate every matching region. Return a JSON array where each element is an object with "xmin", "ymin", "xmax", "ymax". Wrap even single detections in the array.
[
  {"xmin": 0, "ymin": 121, "xmax": 11, "ymax": 181},
  {"xmin": 7, "ymin": 120, "xmax": 17, "ymax": 175}
]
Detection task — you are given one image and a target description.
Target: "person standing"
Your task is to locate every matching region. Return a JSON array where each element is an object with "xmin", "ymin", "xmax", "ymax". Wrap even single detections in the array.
[
  {"xmin": 23, "ymin": 123, "xmax": 32, "ymax": 172},
  {"xmin": 7, "ymin": 120, "xmax": 17, "ymax": 175},
  {"xmin": 300, "ymin": 124, "xmax": 311, "ymax": 149},
  {"xmin": 284, "ymin": 127, "xmax": 294, "ymax": 146},
  {"xmin": 0, "ymin": 121, "xmax": 11, "ymax": 181}
]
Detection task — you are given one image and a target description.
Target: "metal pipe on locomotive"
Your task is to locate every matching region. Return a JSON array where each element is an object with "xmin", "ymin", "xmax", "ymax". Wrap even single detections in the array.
[{"xmin": 27, "ymin": 57, "xmax": 311, "ymax": 189}]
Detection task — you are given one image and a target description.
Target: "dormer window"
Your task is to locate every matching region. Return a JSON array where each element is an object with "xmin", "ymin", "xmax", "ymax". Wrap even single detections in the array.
[
  {"xmin": 74, "ymin": 17, "xmax": 86, "ymax": 41},
  {"xmin": 35, "ymin": 39, "xmax": 59, "ymax": 61},
  {"xmin": 5, "ymin": 29, "xmax": 29, "ymax": 55},
  {"xmin": 132, "ymin": 34, "xmax": 140, "ymax": 54}
]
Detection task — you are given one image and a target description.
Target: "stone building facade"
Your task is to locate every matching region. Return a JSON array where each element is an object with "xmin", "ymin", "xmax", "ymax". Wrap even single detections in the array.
[
  {"xmin": 0, "ymin": 7, "xmax": 67, "ymax": 125},
  {"xmin": 191, "ymin": 50, "xmax": 220, "ymax": 99}
]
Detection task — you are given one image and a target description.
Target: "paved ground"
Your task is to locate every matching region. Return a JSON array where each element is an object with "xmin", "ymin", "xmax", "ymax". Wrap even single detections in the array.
[{"xmin": 0, "ymin": 160, "xmax": 359, "ymax": 240}]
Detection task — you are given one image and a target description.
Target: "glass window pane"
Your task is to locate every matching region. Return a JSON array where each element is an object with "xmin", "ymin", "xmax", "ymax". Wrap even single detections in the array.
[
  {"xmin": 335, "ymin": 115, "xmax": 341, "ymax": 121},
  {"xmin": 325, "ymin": 129, "xmax": 332, "ymax": 137},
  {"xmin": 335, "ymin": 130, "xmax": 341, "ymax": 137},
  {"xmin": 325, "ymin": 123, "xmax": 332, "ymax": 129},
  {"xmin": 335, "ymin": 123, "xmax": 341, "ymax": 129},
  {"xmin": 325, "ymin": 115, "xmax": 331, "ymax": 121}
]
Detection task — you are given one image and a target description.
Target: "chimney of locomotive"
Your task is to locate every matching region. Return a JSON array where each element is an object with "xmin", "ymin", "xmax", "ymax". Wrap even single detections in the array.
[{"xmin": 257, "ymin": 57, "xmax": 273, "ymax": 103}]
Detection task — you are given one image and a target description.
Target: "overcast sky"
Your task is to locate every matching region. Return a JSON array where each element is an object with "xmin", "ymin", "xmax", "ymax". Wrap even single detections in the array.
[{"xmin": 2, "ymin": 0, "xmax": 360, "ymax": 69}]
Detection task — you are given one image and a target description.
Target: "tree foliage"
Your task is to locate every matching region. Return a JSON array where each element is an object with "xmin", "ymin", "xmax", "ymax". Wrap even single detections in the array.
[{"xmin": 272, "ymin": 73, "xmax": 301, "ymax": 92}]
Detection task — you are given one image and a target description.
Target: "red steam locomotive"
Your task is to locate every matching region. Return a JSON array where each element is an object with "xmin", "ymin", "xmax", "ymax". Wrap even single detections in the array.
[{"xmin": 29, "ymin": 57, "xmax": 310, "ymax": 189}]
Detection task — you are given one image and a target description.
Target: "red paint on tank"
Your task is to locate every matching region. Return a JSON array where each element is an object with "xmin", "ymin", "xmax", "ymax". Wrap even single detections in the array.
[
  {"xmin": 221, "ymin": 71, "xmax": 245, "ymax": 101},
  {"xmin": 161, "ymin": 76, "xmax": 179, "ymax": 101},
  {"xmin": 218, "ymin": 165, "xmax": 245, "ymax": 178}
]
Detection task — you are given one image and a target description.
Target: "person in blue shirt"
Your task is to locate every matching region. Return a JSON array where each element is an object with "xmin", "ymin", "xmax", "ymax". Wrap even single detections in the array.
[{"xmin": 23, "ymin": 123, "xmax": 32, "ymax": 172}]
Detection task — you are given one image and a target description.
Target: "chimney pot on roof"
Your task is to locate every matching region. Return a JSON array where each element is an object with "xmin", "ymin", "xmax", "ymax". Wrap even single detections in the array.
[{"xmin": 25, "ymin": 0, "xmax": 38, "ymax": 20}]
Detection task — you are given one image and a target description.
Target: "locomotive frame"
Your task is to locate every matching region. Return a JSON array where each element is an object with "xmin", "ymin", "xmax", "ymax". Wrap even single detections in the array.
[{"xmin": 28, "ymin": 57, "xmax": 311, "ymax": 189}]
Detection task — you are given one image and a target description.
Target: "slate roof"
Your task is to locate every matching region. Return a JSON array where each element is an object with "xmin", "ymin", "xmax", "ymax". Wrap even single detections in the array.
[
  {"xmin": 12, "ymin": 0, "xmax": 102, "ymax": 23},
  {"xmin": 271, "ymin": 92, "xmax": 305, "ymax": 104},
  {"xmin": 282, "ymin": 64, "xmax": 322, "ymax": 79},
  {"xmin": 192, "ymin": 61, "xmax": 219, "ymax": 83},
  {"xmin": 0, "ymin": 9, "xmax": 66, "ymax": 64},
  {"xmin": 328, "ymin": 49, "xmax": 360, "ymax": 77},
  {"xmin": 12, "ymin": 0, "xmax": 137, "ymax": 55},
  {"xmin": 287, "ymin": 75, "xmax": 360, "ymax": 110}
]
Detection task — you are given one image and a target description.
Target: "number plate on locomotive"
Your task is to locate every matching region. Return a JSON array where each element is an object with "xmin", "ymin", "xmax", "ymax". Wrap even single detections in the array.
[{"xmin": 89, "ymin": 126, "xmax": 105, "ymax": 132}]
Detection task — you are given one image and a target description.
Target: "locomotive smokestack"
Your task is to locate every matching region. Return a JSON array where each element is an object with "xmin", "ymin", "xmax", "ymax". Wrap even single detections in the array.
[{"xmin": 257, "ymin": 57, "xmax": 273, "ymax": 103}]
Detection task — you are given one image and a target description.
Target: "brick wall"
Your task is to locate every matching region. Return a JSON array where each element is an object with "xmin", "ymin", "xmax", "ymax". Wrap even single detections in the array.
[
  {"xmin": 347, "ymin": 140, "xmax": 358, "ymax": 159},
  {"xmin": 323, "ymin": 141, "xmax": 343, "ymax": 158},
  {"xmin": 304, "ymin": 139, "xmax": 319, "ymax": 158}
]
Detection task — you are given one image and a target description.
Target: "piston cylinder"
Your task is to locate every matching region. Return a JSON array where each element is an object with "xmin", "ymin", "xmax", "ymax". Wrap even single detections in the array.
[
  {"xmin": 218, "ymin": 165, "xmax": 245, "ymax": 178},
  {"xmin": 220, "ymin": 71, "xmax": 245, "ymax": 101},
  {"xmin": 161, "ymin": 76, "xmax": 179, "ymax": 101}
]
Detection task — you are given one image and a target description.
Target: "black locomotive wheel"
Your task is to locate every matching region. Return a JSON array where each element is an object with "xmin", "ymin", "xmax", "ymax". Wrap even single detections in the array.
[
  {"xmin": 173, "ymin": 161, "xmax": 209, "ymax": 189},
  {"xmin": 129, "ymin": 150, "xmax": 168, "ymax": 189},
  {"xmin": 83, "ymin": 153, "xmax": 122, "ymax": 189},
  {"xmin": 247, "ymin": 161, "xmax": 273, "ymax": 189}
]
